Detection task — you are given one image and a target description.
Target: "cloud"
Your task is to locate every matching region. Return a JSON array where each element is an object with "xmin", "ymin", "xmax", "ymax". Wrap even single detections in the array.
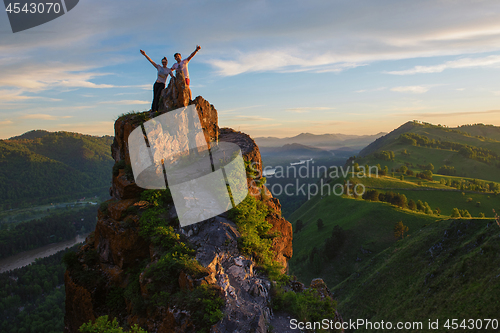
[
  {"xmin": 0, "ymin": 120, "xmax": 13, "ymax": 126},
  {"xmin": 285, "ymin": 107, "xmax": 335, "ymax": 113},
  {"xmin": 99, "ymin": 100, "xmax": 149, "ymax": 105},
  {"xmin": 208, "ymin": 51, "xmax": 368, "ymax": 76},
  {"xmin": 21, "ymin": 114, "xmax": 73, "ymax": 120},
  {"xmin": 0, "ymin": 89, "xmax": 33, "ymax": 102},
  {"xmin": 202, "ymin": 1, "xmax": 500, "ymax": 76},
  {"xmin": 0, "ymin": 63, "xmax": 117, "ymax": 92},
  {"xmin": 3, "ymin": 0, "xmax": 500, "ymax": 81},
  {"xmin": 55, "ymin": 121, "xmax": 115, "ymax": 136},
  {"xmin": 355, "ymin": 87, "xmax": 387, "ymax": 93},
  {"xmin": 217, "ymin": 105, "xmax": 263, "ymax": 114},
  {"xmin": 391, "ymin": 86, "xmax": 429, "ymax": 94},
  {"xmin": 386, "ymin": 55, "xmax": 500, "ymax": 75},
  {"xmin": 408, "ymin": 109, "xmax": 500, "ymax": 118},
  {"xmin": 233, "ymin": 115, "xmax": 273, "ymax": 122},
  {"xmin": 389, "ymin": 106, "xmax": 430, "ymax": 112}
]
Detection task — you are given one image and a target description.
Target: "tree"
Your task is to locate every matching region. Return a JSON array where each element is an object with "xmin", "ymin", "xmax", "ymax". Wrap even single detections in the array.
[
  {"xmin": 400, "ymin": 165, "xmax": 408, "ymax": 174},
  {"xmin": 309, "ymin": 247, "xmax": 323, "ymax": 274},
  {"xmin": 408, "ymin": 199, "xmax": 416, "ymax": 211},
  {"xmin": 295, "ymin": 220, "xmax": 304, "ymax": 233},
  {"xmin": 460, "ymin": 209, "xmax": 471, "ymax": 218},
  {"xmin": 362, "ymin": 189, "xmax": 380, "ymax": 201},
  {"xmin": 324, "ymin": 225, "xmax": 346, "ymax": 259},
  {"xmin": 316, "ymin": 218, "xmax": 324, "ymax": 231},
  {"xmin": 424, "ymin": 202, "xmax": 433, "ymax": 215},
  {"xmin": 394, "ymin": 194, "xmax": 407, "ymax": 208},
  {"xmin": 394, "ymin": 221, "xmax": 409, "ymax": 240},
  {"xmin": 451, "ymin": 208, "xmax": 461, "ymax": 218}
]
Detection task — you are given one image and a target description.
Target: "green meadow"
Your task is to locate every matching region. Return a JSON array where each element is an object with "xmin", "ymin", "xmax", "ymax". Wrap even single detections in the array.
[{"xmin": 288, "ymin": 192, "xmax": 440, "ymax": 288}]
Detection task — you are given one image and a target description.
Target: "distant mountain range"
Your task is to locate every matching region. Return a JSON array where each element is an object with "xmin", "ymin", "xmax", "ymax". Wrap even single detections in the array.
[
  {"xmin": 255, "ymin": 132, "xmax": 386, "ymax": 150},
  {"xmin": 0, "ymin": 130, "xmax": 114, "ymax": 209}
]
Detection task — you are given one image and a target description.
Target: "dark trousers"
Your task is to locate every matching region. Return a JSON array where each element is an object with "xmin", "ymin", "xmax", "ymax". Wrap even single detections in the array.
[{"xmin": 152, "ymin": 81, "xmax": 165, "ymax": 111}]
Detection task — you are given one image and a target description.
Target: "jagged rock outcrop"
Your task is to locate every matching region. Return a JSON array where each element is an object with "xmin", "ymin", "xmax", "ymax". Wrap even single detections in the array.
[
  {"xmin": 159, "ymin": 70, "xmax": 190, "ymax": 111},
  {"xmin": 65, "ymin": 81, "xmax": 297, "ymax": 332}
]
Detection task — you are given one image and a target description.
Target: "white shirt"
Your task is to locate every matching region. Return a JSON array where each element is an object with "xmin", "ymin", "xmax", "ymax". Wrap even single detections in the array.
[
  {"xmin": 156, "ymin": 64, "xmax": 172, "ymax": 84},
  {"xmin": 171, "ymin": 59, "xmax": 190, "ymax": 79}
]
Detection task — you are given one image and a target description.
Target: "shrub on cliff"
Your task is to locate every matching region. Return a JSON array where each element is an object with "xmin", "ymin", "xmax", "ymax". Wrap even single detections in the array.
[
  {"xmin": 228, "ymin": 195, "xmax": 284, "ymax": 280},
  {"xmin": 272, "ymin": 286, "xmax": 337, "ymax": 325},
  {"xmin": 79, "ymin": 315, "xmax": 146, "ymax": 333}
]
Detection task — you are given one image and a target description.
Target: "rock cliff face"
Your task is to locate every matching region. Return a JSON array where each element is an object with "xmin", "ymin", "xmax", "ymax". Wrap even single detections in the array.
[{"xmin": 64, "ymin": 77, "xmax": 296, "ymax": 332}]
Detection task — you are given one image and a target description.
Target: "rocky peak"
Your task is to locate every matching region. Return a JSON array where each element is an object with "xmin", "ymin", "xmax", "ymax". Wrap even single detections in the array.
[{"xmin": 65, "ymin": 81, "xmax": 340, "ymax": 332}]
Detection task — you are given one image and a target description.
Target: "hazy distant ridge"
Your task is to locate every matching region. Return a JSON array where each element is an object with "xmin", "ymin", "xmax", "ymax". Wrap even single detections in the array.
[{"xmin": 255, "ymin": 132, "xmax": 386, "ymax": 149}]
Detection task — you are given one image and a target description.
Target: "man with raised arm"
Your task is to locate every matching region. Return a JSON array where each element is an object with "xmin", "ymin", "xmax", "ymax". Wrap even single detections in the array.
[{"xmin": 171, "ymin": 45, "xmax": 201, "ymax": 100}]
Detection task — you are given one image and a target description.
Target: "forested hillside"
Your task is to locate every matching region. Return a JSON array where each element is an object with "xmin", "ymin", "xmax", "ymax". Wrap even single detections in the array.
[
  {"xmin": 0, "ymin": 247, "xmax": 78, "ymax": 333},
  {"xmin": 0, "ymin": 205, "xmax": 97, "ymax": 258},
  {"xmin": 0, "ymin": 131, "xmax": 114, "ymax": 209}
]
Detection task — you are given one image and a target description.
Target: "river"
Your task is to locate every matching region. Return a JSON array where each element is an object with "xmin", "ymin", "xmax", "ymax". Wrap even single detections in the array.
[{"xmin": 0, "ymin": 233, "xmax": 89, "ymax": 273}]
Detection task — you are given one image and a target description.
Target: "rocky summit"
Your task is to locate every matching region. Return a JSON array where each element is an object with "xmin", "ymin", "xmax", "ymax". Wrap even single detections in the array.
[{"xmin": 64, "ymin": 76, "xmax": 340, "ymax": 332}]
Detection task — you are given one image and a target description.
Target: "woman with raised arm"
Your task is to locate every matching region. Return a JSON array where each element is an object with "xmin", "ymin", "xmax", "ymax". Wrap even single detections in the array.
[{"xmin": 140, "ymin": 50, "xmax": 174, "ymax": 112}]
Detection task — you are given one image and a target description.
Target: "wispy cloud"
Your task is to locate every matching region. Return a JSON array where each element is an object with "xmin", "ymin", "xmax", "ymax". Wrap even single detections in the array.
[
  {"xmin": 219, "ymin": 105, "xmax": 263, "ymax": 114},
  {"xmin": 208, "ymin": 51, "xmax": 367, "ymax": 76},
  {"xmin": 0, "ymin": 89, "xmax": 61, "ymax": 103},
  {"xmin": 99, "ymin": 100, "xmax": 149, "ymax": 105},
  {"xmin": 56, "ymin": 121, "xmax": 115, "ymax": 136},
  {"xmin": 408, "ymin": 109, "xmax": 500, "ymax": 118},
  {"xmin": 285, "ymin": 107, "xmax": 335, "ymax": 113},
  {"xmin": 0, "ymin": 120, "xmax": 13, "ymax": 126},
  {"xmin": 21, "ymin": 114, "xmax": 73, "ymax": 120},
  {"xmin": 391, "ymin": 86, "xmax": 429, "ymax": 94},
  {"xmin": 387, "ymin": 55, "xmax": 500, "ymax": 75},
  {"xmin": 0, "ymin": 67, "xmax": 115, "ymax": 92},
  {"xmin": 355, "ymin": 87, "xmax": 387, "ymax": 93},
  {"xmin": 234, "ymin": 115, "xmax": 273, "ymax": 122},
  {"xmin": 389, "ymin": 106, "xmax": 430, "ymax": 112}
]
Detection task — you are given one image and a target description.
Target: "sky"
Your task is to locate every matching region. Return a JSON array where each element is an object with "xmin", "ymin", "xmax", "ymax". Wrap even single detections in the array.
[{"xmin": 1, "ymin": 0, "xmax": 500, "ymax": 139}]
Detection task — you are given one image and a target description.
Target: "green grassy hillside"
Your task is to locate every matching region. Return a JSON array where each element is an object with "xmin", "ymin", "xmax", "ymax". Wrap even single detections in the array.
[
  {"xmin": 288, "ymin": 192, "xmax": 440, "ymax": 288},
  {"xmin": 0, "ymin": 131, "xmax": 114, "ymax": 209},
  {"xmin": 333, "ymin": 218, "xmax": 500, "ymax": 332},
  {"xmin": 357, "ymin": 121, "xmax": 500, "ymax": 182},
  {"xmin": 285, "ymin": 121, "xmax": 500, "ymax": 331}
]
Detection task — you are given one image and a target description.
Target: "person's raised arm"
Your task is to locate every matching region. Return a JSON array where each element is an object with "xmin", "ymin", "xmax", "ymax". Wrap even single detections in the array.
[
  {"xmin": 186, "ymin": 45, "xmax": 201, "ymax": 62},
  {"xmin": 140, "ymin": 50, "xmax": 158, "ymax": 68}
]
